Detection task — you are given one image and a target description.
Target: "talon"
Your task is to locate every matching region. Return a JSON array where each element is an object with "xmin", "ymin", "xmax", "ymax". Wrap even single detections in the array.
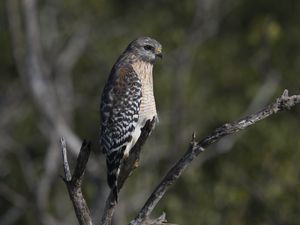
[
  {"xmin": 134, "ymin": 160, "xmax": 139, "ymax": 169},
  {"xmin": 123, "ymin": 152, "xmax": 129, "ymax": 160}
]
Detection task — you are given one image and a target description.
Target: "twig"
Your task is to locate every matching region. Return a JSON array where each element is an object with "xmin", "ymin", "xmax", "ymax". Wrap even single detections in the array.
[
  {"xmin": 129, "ymin": 90, "xmax": 300, "ymax": 225},
  {"xmin": 141, "ymin": 212, "xmax": 178, "ymax": 225},
  {"xmin": 60, "ymin": 137, "xmax": 93, "ymax": 225},
  {"xmin": 60, "ymin": 138, "xmax": 72, "ymax": 181},
  {"xmin": 100, "ymin": 118, "xmax": 156, "ymax": 225},
  {"xmin": 202, "ymin": 73, "xmax": 280, "ymax": 162}
]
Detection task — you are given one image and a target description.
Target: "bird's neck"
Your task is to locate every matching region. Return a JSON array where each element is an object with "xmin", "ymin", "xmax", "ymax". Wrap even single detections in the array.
[
  {"xmin": 131, "ymin": 60, "xmax": 153, "ymax": 84},
  {"xmin": 131, "ymin": 59, "xmax": 157, "ymax": 118}
]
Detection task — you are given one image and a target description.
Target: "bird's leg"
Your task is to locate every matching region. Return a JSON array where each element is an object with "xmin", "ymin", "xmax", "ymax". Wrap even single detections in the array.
[
  {"xmin": 123, "ymin": 152, "xmax": 129, "ymax": 160},
  {"xmin": 133, "ymin": 159, "xmax": 139, "ymax": 169}
]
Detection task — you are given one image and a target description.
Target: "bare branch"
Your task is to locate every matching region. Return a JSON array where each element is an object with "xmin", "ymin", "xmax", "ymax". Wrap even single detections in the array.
[
  {"xmin": 60, "ymin": 138, "xmax": 93, "ymax": 225},
  {"xmin": 201, "ymin": 73, "xmax": 280, "ymax": 162},
  {"xmin": 140, "ymin": 212, "xmax": 178, "ymax": 225},
  {"xmin": 72, "ymin": 140, "xmax": 92, "ymax": 183},
  {"xmin": 60, "ymin": 137, "xmax": 72, "ymax": 181},
  {"xmin": 129, "ymin": 90, "xmax": 300, "ymax": 225},
  {"xmin": 61, "ymin": 90, "xmax": 300, "ymax": 225}
]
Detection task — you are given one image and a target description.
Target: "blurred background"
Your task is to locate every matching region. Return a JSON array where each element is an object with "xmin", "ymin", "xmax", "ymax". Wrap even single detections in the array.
[{"xmin": 1, "ymin": 0, "xmax": 300, "ymax": 224}]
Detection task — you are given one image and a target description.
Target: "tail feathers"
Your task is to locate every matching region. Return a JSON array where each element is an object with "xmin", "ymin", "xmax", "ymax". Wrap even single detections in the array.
[
  {"xmin": 106, "ymin": 146, "xmax": 126, "ymax": 202},
  {"xmin": 107, "ymin": 170, "xmax": 119, "ymax": 201},
  {"xmin": 112, "ymin": 185, "xmax": 118, "ymax": 202},
  {"xmin": 106, "ymin": 156, "xmax": 122, "ymax": 201}
]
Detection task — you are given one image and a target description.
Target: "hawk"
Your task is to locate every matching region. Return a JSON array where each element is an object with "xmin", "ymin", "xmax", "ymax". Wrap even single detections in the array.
[{"xmin": 100, "ymin": 37, "xmax": 162, "ymax": 200}]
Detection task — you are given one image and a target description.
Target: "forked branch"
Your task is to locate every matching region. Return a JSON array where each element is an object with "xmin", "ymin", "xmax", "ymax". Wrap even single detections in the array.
[
  {"xmin": 60, "ymin": 119, "xmax": 156, "ymax": 225},
  {"xmin": 60, "ymin": 138, "xmax": 92, "ymax": 225},
  {"xmin": 61, "ymin": 90, "xmax": 300, "ymax": 225},
  {"xmin": 129, "ymin": 89, "xmax": 300, "ymax": 225}
]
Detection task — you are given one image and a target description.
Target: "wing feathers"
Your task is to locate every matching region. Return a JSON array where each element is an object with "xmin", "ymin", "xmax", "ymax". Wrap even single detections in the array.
[{"xmin": 100, "ymin": 64, "xmax": 142, "ymax": 200}]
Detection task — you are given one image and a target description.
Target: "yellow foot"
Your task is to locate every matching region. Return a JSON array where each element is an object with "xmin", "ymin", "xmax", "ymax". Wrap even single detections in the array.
[
  {"xmin": 123, "ymin": 152, "xmax": 129, "ymax": 160},
  {"xmin": 134, "ymin": 160, "xmax": 139, "ymax": 169}
]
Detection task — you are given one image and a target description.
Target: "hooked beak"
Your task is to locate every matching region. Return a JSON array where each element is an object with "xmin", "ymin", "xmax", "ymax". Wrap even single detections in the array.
[{"xmin": 155, "ymin": 47, "xmax": 163, "ymax": 59}]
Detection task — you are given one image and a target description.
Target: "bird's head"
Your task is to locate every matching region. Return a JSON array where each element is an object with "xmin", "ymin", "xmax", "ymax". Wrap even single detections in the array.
[{"xmin": 126, "ymin": 37, "xmax": 162, "ymax": 63}]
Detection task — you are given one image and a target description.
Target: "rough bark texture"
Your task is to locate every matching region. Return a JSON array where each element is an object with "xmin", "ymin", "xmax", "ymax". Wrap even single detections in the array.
[{"xmin": 60, "ymin": 138, "xmax": 93, "ymax": 225}]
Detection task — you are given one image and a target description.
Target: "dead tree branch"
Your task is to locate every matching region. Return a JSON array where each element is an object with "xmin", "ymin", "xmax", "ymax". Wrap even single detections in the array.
[
  {"xmin": 202, "ymin": 72, "xmax": 280, "ymax": 162},
  {"xmin": 60, "ymin": 138, "xmax": 93, "ymax": 225},
  {"xmin": 61, "ymin": 90, "xmax": 300, "ymax": 225},
  {"xmin": 129, "ymin": 90, "xmax": 300, "ymax": 225},
  {"xmin": 60, "ymin": 119, "xmax": 156, "ymax": 225}
]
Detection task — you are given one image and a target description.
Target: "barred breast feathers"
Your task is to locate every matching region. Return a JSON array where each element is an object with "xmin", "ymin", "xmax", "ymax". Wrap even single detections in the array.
[{"xmin": 131, "ymin": 60, "xmax": 157, "ymax": 121}]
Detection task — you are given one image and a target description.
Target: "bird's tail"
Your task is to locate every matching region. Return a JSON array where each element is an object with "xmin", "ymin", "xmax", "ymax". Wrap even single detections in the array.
[
  {"xmin": 106, "ymin": 151, "xmax": 123, "ymax": 202},
  {"xmin": 106, "ymin": 168, "xmax": 119, "ymax": 201}
]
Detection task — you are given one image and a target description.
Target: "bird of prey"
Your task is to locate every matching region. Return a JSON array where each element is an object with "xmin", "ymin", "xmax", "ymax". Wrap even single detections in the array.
[{"xmin": 100, "ymin": 37, "xmax": 162, "ymax": 200}]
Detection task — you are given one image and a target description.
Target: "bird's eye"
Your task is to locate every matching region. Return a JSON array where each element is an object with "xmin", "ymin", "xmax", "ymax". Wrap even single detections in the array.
[{"xmin": 143, "ymin": 45, "xmax": 153, "ymax": 51}]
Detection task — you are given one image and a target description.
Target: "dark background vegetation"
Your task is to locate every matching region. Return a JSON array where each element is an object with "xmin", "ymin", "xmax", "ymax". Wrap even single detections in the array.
[{"xmin": 1, "ymin": 0, "xmax": 300, "ymax": 224}]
